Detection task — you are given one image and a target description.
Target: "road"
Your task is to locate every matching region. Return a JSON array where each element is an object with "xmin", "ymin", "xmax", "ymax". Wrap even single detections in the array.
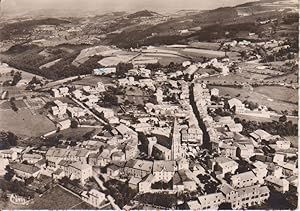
[{"xmin": 69, "ymin": 96, "xmax": 108, "ymax": 125}]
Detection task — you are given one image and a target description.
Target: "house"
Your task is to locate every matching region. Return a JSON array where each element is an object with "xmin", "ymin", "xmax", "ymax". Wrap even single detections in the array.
[
  {"xmin": 65, "ymin": 161, "xmax": 93, "ymax": 184},
  {"xmin": 72, "ymin": 90, "xmax": 83, "ymax": 99},
  {"xmin": 177, "ymin": 170, "xmax": 197, "ymax": 191},
  {"xmin": 67, "ymin": 107, "xmax": 85, "ymax": 118},
  {"xmin": 152, "ymin": 143, "xmax": 172, "ymax": 160},
  {"xmin": 181, "ymin": 127, "xmax": 203, "ymax": 145},
  {"xmin": 197, "ymin": 192, "xmax": 226, "ymax": 210},
  {"xmin": 11, "ymin": 163, "xmax": 40, "ymax": 179},
  {"xmin": 220, "ymin": 183, "xmax": 270, "ymax": 209},
  {"xmin": 128, "ymin": 177, "xmax": 142, "ymax": 190},
  {"xmin": 81, "ymin": 189, "xmax": 106, "ymax": 208},
  {"xmin": 172, "ymin": 172, "xmax": 185, "ymax": 192},
  {"xmin": 0, "ymin": 158, "xmax": 9, "ymax": 176},
  {"xmin": 210, "ymin": 88, "xmax": 219, "ymax": 97},
  {"xmin": 51, "ymin": 88, "xmax": 61, "ymax": 97},
  {"xmin": 250, "ymin": 129, "xmax": 273, "ymax": 142},
  {"xmin": 236, "ymin": 143, "xmax": 254, "ymax": 159},
  {"xmin": 56, "ymin": 119, "xmax": 71, "ymax": 130},
  {"xmin": 252, "ymin": 161, "xmax": 268, "ymax": 184},
  {"xmin": 125, "ymin": 144, "xmax": 139, "ymax": 160},
  {"xmin": 22, "ymin": 153, "xmax": 43, "ymax": 164},
  {"xmin": 219, "ymin": 143, "xmax": 237, "ymax": 158},
  {"xmin": 265, "ymin": 176, "xmax": 289, "ymax": 193},
  {"xmin": 231, "ymin": 171, "xmax": 258, "ymax": 188},
  {"xmin": 107, "ymin": 164, "xmax": 120, "ymax": 178},
  {"xmin": 58, "ymin": 87, "xmax": 69, "ymax": 96},
  {"xmin": 0, "ymin": 149, "xmax": 18, "ymax": 161},
  {"xmin": 124, "ymin": 159, "xmax": 153, "ymax": 179},
  {"xmin": 228, "ymin": 98, "xmax": 245, "ymax": 113},
  {"xmin": 187, "ymin": 200, "xmax": 202, "ymax": 210},
  {"xmin": 209, "ymin": 157, "xmax": 238, "ymax": 177},
  {"xmin": 153, "ymin": 160, "xmax": 176, "ymax": 182},
  {"xmin": 111, "ymin": 151, "xmax": 125, "ymax": 162},
  {"xmin": 139, "ymin": 174, "xmax": 155, "ymax": 193},
  {"xmin": 93, "ymin": 67, "xmax": 116, "ymax": 76},
  {"xmin": 273, "ymin": 153, "xmax": 285, "ymax": 164},
  {"xmin": 276, "ymin": 140, "xmax": 291, "ymax": 150},
  {"xmin": 51, "ymin": 100, "xmax": 68, "ymax": 117}
]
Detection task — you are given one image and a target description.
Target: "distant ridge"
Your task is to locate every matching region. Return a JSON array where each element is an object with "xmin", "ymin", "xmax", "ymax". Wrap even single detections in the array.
[{"xmin": 127, "ymin": 10, "xmax": 158, "ymax": 18}]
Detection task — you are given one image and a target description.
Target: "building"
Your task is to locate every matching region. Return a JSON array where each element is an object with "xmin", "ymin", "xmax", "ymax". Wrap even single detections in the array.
[
  {"xmin": 107, "ymin": 164, "xmax": 120, "ymax": 178},
  {"xmin": 153, "ymin": 160, "xmax": 176, "ymax": 182},
  {"xmin": 236, "ymin": 143, "xmax": 254, "ymax": 159},
  {"xmin": 250, "ymin": 129, "xmax": 273, "ymax": 142},
  {"xmin": 11, "ymin": 163, "xmax": 40, "ymax": 179},
  {"xmin": 196, "ymin": 193, "xmax": 226, "ymax": 210},
  {"xmin": 209, "ymin": 157, "xmax": 238, "ymax": 177},
  {"xmin": 231, "ymin": 171, "xmax": 258, "ymax": 188},
  {"xmin": 276, "ymin": 140, "xmax": 291, "ymax": 150},
  {"xmin": 139, "ymin": 174, "xmax": 155, "ymax": 193},
  {"xmin": 220, "ymin": 183, "xmax": 270, "ymax": 209},
  {"xmin": 0, "ymin": 149, "xmax": 18, "ymax": 161},
  {"xmin": 128, "ymin": 177, "xmax": 142, "ymax": 190},
  {"xmin": 93, "ymin": 67, "xmax": 116, "ymax": 76},
  {"xmin": 22, "ymin": 153, "xmax": 43, "ymax": 164},
  {"xmin": 152, "ymin": 143, "xmax": 172, "ymax": 160},
  {"xmin": 81, "ymin": 189, "xmax": 106, "ymax": 208},
  {"xmin": 65, "ymin": 161, "xmax": 93, "ymax": 184},
  {"xmin": 228, "ymin": 98, "xmax": 245, "ymax": 113},
  {"xmin": 67, "ymin": 107, "xmax": 85, "ymax": 118},
  {"xmin": 210, "ymin": 88, "xmax": 219, "ymax": 97},
  {"xmin": 265, "ymin": 176, "xmax": 289, "ymax": 193},
  {"xmin": 252, "ymin": 161, "xmax": 268, "ymax": 184},
  {"xmin": 124, "ymin": 160, "xmax": 153, "ymax": 179}
]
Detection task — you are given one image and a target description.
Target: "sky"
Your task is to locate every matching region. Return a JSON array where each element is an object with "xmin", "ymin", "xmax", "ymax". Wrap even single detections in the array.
[{"xmin": 2, "ymin": 0, "xmax": 257, "ymax": 15}]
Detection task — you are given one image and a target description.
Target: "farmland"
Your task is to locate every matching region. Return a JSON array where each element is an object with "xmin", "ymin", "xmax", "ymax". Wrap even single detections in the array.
[
  {"xmin": 28, "ymin": 186, "xmax": 92, "ymax": 209},
  {"xmin": 0, "ymin": 108, "xmax": 55, "ymax": 137},
  {"xmin": 211, "ymin": 85, "xmax": 298, "ymax": 115}
]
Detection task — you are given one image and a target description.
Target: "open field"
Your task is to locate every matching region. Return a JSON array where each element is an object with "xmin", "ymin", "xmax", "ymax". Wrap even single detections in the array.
[
  {"xmin": 0, "ymin": 108, "xmax": 56, "ymax": 137},
  {"xmin": 28, "ymin": 186, "xmax": 92, "ymax": 209},
  {"xmin": 254, "ymin": 86, "xmax": 298, "ymax": 104},
  {"xmin": 49, "ymin": 127, "xmax": 102, "ymax": 140},
  {"xmin": 211, "ymin": 85, "xmax": 298, "ymax": 115},
  {"xmin": 71, "ymin": 75, "xmax": 114, "ymax": 87},
  {"xmin": 284, "ymin": 136, "xmax": 298, "ymax": 148}
]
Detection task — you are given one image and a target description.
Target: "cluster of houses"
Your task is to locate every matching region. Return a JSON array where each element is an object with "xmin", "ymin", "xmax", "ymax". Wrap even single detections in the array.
[{"xmin": 0, "ymin": 54, "xmax": 298, "ymax": 210}]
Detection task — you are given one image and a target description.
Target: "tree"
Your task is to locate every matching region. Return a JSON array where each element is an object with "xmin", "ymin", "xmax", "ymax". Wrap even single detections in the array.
[
  {"xmin": 4, "ymin": 166, "xmax": 14, "ymax": 181},
  {"xmin": 11, "ymin": 72, "xmax": 22, "ymax": 86},
  {"xmin": 279, "ymin": 115, "xmax": 287, "ymax": 122},
  {"xmin": 219, "ymin": 202, "xmax": 232, "ymax": 209},
  {"xmin": 70, "ymin": 119, "xmax": 79, "ymax": 128}
]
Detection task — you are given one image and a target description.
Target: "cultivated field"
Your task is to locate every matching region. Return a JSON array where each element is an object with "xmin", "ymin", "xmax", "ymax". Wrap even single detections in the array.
[
  {"xmin": 28, "ymin": 186, "xmax": 92, "ymax": 209},
  {"xmin": 211, "ymin": 85, "xmax": 298, "ymax": 115},
  {"xmin": 71, "ymin": 76, "xmax": 114, "ymax": 87},
  {"xmin": 0, "ymin": 108, "xmax": 56, "ymax": 137},
  {"xmin": 253, "ymin": 86, "xmax": 298, "ymax": 104}
]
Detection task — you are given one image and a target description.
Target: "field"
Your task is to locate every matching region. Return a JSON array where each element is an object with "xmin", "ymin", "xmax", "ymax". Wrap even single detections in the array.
[
  {"xmin": 49, "ymin": 127, "xmax": 102, "ymax": 140},
  {"xmin": 284, "ymin": 136, "xmax": 298, "ymax": 148},
  {"xmin": 71, "ymin": 75, "xmax": 114, "ymax": 87},
  {"xmin": 254, "ymin": 86, "xmax": 298, "ymax": 104},
  {"xmin": 0, "ymin": 108, "xmax": 56, "ymax": 137},
  {"xmin": 211, "ymin": 85, "xmax": 298, "ymax": 115},
  {"xmin": 28, "ymin": 186, "xmax": 92, "ymax": 209}
]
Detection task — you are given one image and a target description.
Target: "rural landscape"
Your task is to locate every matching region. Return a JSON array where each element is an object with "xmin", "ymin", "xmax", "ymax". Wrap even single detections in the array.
[{"xmin": 0, "ymin": 0, "xmax": 298, "ymax": 210}]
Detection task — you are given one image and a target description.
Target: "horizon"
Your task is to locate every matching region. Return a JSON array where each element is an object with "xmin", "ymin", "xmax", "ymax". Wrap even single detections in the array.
[{"xmin": 2, "ymin": 0, "xmax": 259, "ymax": 16}]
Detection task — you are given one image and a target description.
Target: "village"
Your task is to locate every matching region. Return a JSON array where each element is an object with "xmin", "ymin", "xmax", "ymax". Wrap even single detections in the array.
[{"xmin": 0, "ymin": 32, "xmax": 298, "ymax": 209}]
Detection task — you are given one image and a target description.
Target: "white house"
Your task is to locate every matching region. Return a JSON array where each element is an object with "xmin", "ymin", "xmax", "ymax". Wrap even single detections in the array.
[
  {"xmin": 265, "ymin": 176, "xmax": 289, "ymax": 193},
  {"xmin": 231, "ymin": 171, "xmax": 258, "ymax": 188},
  {"xmin": 81, "ymin": 189, "xmax": 106, "ymax": 208},
  {"xmin": 153, "ymin": 160, "xmax": 176, "ymax": 182}
]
